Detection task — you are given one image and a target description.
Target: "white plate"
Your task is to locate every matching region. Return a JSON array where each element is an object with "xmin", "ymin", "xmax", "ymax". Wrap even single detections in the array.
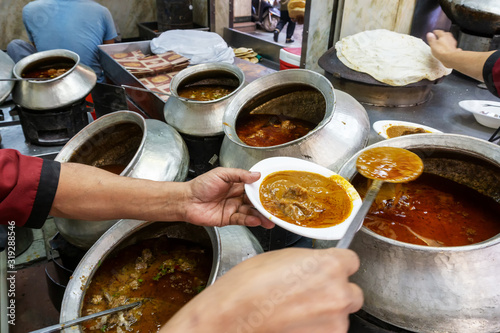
[
  {"xmin": 458, "ymin": 100, "xmax": 500, "ymax": 129},
  {"xmin": 245, "ymin": 157, "xmax": 362, "ymax": 240},
  {"xmin": 373, "ymin": 120, "xmax": 442, "ymax": 139}
]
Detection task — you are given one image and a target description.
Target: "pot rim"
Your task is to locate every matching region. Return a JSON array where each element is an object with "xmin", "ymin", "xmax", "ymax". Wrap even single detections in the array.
[
  {"xmin": 169, "ymin": 62, "xmax": 246, "ymax": 104},
  {"xmin": 222, "ymin": 69, "xmax": 336, "ymax": 150},
  {"xmin": 13, "ymin": 49, "xmax": 80, "ymax": 83},
  {"xmin": 54, "ymin": 111, "xmax": 147, "ymax": 177},
  {"xmin": 339, "ymin": 133, "xmax": 500, "ymax": 252}
]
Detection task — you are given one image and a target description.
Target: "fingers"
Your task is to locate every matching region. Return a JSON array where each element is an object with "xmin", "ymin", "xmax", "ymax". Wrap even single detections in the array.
[
  {"xmin": 426, "ymin": 32, "xmax": 437, "ymax": 43},
  {"xmin": 346, "ymin": 282, "xmax": 364, "ymax": 314},
  {"xmin": 211, "ymin": 167, "xmax": 261, "ymax": 185},
  {"xmin": 229, "ymin": 204, "xmax": 275, "ymax": 229}
]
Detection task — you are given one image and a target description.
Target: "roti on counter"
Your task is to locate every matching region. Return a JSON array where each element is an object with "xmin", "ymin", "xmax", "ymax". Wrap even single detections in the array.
[{"xmin": 335, "ymin": 29, "xmax": 452, "ymax": 86}]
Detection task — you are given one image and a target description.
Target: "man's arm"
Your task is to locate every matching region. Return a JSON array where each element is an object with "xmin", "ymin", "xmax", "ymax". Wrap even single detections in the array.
[
  {"xmin": 50, "ymin": 163, "xmax": 274, "ymax": 228},
  {"xmin": 427, "ymin": 30, "xmax": 495, "ymax": 82}
]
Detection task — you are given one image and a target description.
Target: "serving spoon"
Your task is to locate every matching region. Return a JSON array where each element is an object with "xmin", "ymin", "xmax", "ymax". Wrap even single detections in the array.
[
  {"xmin": 336, "ymin": 147, "xmax": 424, "ymax": 249},
  {"xmin": 28, "ymin": 301, "xmax": 141, "ymax": 333},
  {"xmin": 121, "ymin": 84, "xmax": 196, "ymax": 102}
]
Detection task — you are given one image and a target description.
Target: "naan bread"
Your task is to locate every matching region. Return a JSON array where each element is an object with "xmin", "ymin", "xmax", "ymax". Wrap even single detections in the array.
[{"xmin": 335, "ymin": 29, "xmax": 452, "ymax": 86}]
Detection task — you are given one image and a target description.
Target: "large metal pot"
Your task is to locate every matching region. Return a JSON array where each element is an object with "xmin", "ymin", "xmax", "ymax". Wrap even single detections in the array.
[
  {"xmin": 220, "ymin": 69, "xmax": 370, "ymax": 172},
  {"xmin": 316, "ymin": 134, "xmax": 500, "ymax": 333},
  {"xmin": 54, "ymin": 111, "xmax": 189, "ymax": 249},
  {"xmin": 438, "ymin": 0, "xmax": 500, "ymax": 36},
  {"xmin": 60, "ymin": 220, "xmax": 263, "ymax": 332},
  {"xmin": 163, "ymin": 63, "xmax": 245, "ymax": 137},
  {"xmin": 0, "ymin": 50, "xmax": 15, "ymax": 105},
  {"xmin": 12, "ymin": 49, "xmax": 96, "ymax": 110}
]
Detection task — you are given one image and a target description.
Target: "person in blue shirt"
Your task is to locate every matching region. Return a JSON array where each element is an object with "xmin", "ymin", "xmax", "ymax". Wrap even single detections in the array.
[{"xmin": 7, "ymin": 0, "xmax": 118, "ymax": 82}]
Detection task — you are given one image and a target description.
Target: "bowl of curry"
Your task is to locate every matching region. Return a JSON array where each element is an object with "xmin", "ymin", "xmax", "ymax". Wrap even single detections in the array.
[{"xmin": 245, "ymin": 157, "xmax": 362, "ymax": 240}]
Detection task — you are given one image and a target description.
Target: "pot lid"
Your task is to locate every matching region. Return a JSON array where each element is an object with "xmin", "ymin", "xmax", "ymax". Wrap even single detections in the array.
[{"xmin": 0, "ymin": 50, "xmax": 15, "ymax": 105}]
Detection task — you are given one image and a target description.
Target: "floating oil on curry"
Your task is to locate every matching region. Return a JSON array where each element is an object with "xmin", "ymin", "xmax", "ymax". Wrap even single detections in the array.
[
  {"xmin": 386, "ymin": 125, "xmax": 430, "ymax": 138},
  {"xmin": 81, "ymin": 237, "xmax": 211, "ymax": 332},
  {"xmin": 21, "ymin": 56, "xmax": 75, "ymax": 79},
  {"xmin": 259, "ymin": 171, "xmax": 353, "ymax": 228},
  {"xmin": 177, "ymin": 85, "xmax": 235, "ymax": 101},
  {"xmin": 353, "ymin": 173, "xmax": 500, "ymax": 247},
  {"xmin": 236, "ymin": 114, "xmax": 316, "ymax": 147},
  {"xmin": 356, "ymin": 146, "xmax": 424, "ymax": 183}
]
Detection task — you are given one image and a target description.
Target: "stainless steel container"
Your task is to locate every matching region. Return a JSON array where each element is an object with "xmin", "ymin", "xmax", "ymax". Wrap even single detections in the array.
[
  {"xmin": 0, "ymin": 50, "xmax": 15, "ymax": 105},
  {"xmin": 12, "ymin": 49, "xmax": 96, "ymax": 110},
  {"xmin": 60, "ymin": 220, "xmax": 263, "ymax": 332},
  {"xmin": 163, "ymin": 63, "xmax": 246, "ymax": 137},
  {"xmin": 219, "ymin": 69, "xmax": 370, "ymax": 172},
  {"xmin": 315, "ymin": 134, "xmax": 500, "ymax": 333},
  {"xmin": 438, "ymin": 0, "xmax": 500, "ymax": 36},
  {"xmin": 54, "ymin": 111, "xmax": 189, "ymax": 249}
]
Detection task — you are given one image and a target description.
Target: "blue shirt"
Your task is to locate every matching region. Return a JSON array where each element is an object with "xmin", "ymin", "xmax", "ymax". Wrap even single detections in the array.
[{"xmin": 23, "ymin": 0, "xmax": 117, "ymax": 82}]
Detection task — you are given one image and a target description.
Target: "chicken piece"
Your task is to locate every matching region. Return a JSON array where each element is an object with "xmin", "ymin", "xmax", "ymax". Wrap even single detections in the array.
[{"xmin": 90, "ymin": 294, "xmax": 103, "ymax": 305}]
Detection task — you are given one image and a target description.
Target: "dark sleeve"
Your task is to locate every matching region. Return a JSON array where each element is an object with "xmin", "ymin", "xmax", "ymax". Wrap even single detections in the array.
[
  {"xmin": 483, "ymin": 50, "xmax": 500, "ymax": 98},
  {"xmin": 0, "ymin": 149, "xmax": 60, "ymax": 228}
]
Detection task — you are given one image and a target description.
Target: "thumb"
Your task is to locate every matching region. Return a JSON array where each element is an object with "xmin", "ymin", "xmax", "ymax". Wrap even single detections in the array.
[{"xmin": 426, "ymin": 32, "xmax": 437, "ymax": 44}]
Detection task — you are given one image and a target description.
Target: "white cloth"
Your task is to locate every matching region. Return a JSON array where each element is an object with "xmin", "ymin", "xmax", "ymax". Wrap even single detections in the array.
[{"xmin": 151, "ymin": 30, "xmax": 235, "ymax": 65}]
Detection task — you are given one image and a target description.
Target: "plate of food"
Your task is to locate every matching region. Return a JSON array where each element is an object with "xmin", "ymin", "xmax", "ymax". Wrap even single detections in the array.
[
  {"xmin": 458, "ymin": 100, "xmax": 500, "ymax": 129},
  {"xmin": 373, "ymin": 120, "xmax": 442, "ymax": 139},
  {"xmin": 245, "ymin": 157, "xmax": 362, "ymax": 240}
]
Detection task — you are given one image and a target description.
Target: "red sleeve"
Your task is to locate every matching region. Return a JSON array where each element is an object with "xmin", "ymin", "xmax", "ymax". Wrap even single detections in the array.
[
  {"xmin": 0, "ymin": 149, "xmax": 60, "ymax": 228},
  {"xmin": 483, "ymin": 50, "xmax": 500, "ymax": 98}
]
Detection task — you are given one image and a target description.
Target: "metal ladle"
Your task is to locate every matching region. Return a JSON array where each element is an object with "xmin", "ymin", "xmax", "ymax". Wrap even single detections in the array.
[
  {"xmin": 336, "ymin": 147, "xmax": 424, "ymax": 249},
  {"xmin": 121, "ymin": 84, "xmax": 196, "ymax": 102},
  {"xmin": 28, "ymin": 301, "xmax": 141, "ymax": 333}
]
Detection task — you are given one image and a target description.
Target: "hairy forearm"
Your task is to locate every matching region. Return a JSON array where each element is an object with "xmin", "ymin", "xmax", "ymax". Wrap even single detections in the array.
[
  {"xmin": 49, "ymin": 163, "xmax": 188, "ymax": 221},
  {"xmin": 439, "ymin": 49, "xmax": 495, "ymax": 82}
]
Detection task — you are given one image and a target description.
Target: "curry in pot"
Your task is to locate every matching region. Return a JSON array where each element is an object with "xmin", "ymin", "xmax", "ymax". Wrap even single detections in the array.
[
  {"xmin": 177, "ymin": 85, "xmax": 235, "ymax": 101},
  {"xmin": 236, "ymin": 114, "xmax": 316, "ymax": 147},
  {"xmin": 353, "ymin": 173, "xmax": 500, "ymax": 247},
  {"xmin": 81, "ymin": 237, "xmax": 211, "ymax": 332},
  {"xmin": 21, "ymin": 56, "xmax": 75, "ymax": 79},
  {"xmin": 259, "ymin": 171, "xmax": 353, "ymax": 228}
]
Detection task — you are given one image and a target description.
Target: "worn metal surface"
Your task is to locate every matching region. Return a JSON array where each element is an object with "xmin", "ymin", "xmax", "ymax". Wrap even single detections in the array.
[
  {"xmin": 12, "ymin": 49, "xmax": 96, "ymax": 110},
  {"xmin": 438, "ymin": 0, "xmax": 500, "ymax": 36},
  {"xmin": 59, "ymin": 220, "xmax": 263, "ymax": 333},
  {"xmin": 163, "ymin": 63, "xmax": 245, "ymax": 136},
  {"xmin": 53, "ymin": 111, "xmax": 189, "ymax": 249},
  {"xmin": 317, "ymin": 134, "xmax": 500, "ymax": 333},
  {"xmin": 0, "ymin": 50, "xmax": 15, "ymax": 105},
  {"xmin": 220, "ymin": 69, "xmax": 370, "ymax": 172}
]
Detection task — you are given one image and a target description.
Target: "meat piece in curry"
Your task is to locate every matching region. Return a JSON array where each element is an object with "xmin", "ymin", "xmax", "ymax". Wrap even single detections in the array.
[
  {"xmin": 259, "ymin": 171, "xmax": 353, "ymax": 228},
  {"xmin": 236, "ymin": 114, "xmax": 316, "ymax": 147},
  {"xmin": 81, "ymin": 237, "xmax": 211, "ymax": 333}
]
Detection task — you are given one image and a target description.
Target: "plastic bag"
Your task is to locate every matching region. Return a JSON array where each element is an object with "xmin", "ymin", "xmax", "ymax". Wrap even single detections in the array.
[{"xmin": 150, "ymin": 30, "xmax": 235, "ymax": 65}]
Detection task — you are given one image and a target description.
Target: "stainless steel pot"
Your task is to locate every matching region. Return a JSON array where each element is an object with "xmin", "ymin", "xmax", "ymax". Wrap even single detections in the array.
[
  {"xmin": 438, "ymin": 0, "xmax": 500, "ymax": 36},
  {"xmin": 12, "ymin": 49, "xmax": 96, "ymax": 110},
  {"xmin": 0, "ymin": 50, "xmax": 15, "ymax": 105},
  {"xmin": 60, "ymin": 220, "xmax": 263, "ymax": 332},
  {"xmin": 315, "ymin": 134, "xmax": 500, "ymax": 333},
  {"xmin": 163, "ymin": 63, "xmax": 245, "ymax": 136},
  {"xmin": 54, "ymin": 111, "xmax": 189, "ymax": 249},
  {"xmin": 219, "ymin": 69, "xmax": 370, "ymax": 171}
]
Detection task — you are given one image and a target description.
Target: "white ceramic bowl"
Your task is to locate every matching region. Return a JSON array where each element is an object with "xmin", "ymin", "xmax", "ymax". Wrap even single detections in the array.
[
  {"xmin": 373, "ymin": 120, "xmax": 442, "ymax": 139},
  {"xmin": 245, "ymin": 157, "xmax": 362, "ymax": 240},
  {"xmin": 458, "ymin": 100, "xmax": 500, "ymax": 129}
]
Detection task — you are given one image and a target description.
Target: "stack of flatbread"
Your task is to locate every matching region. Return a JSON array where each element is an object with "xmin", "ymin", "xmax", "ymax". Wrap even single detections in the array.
[
  {"xmin": 233, "ymin": 47, "xmax": 259, "ymax": 64},
  {"xmin": 335, "ymin": 29, "xmax": 452, "ymax": 86}
]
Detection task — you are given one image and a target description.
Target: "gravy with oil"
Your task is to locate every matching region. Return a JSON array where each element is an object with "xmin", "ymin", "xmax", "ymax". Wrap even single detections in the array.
[
  {"xmin": 259, "ymin": 171, "xmax": 353, "ymax": 228},
  {"xmin": 353, "ymin": 173, "xmax": 500, "ymax": 247},
  {"xmin": 236, "ymin": 114, "xmax": 316, "ymax": 147},
  {"xmin": 81, "ymin": 237, "xmax": 211, "ymax": 332}
]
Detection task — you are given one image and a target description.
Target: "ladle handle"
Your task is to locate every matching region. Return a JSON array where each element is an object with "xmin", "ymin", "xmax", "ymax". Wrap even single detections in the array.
[
  {"xmin": 336, "ymin": 179, "xmax": 383, "ymax": 249},
  {"xmin": 121, "ymin": 84, "xmax": 192, "ymax": 102},
  {"xmin": 28, "ymin": 301, "xmax": 141, "ymax": 333}
]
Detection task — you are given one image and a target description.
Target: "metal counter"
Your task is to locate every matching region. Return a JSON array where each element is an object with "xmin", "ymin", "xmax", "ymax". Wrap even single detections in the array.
[{"xmin": 361, "ymin": 72, "xmax": 499, "ymax": 145}]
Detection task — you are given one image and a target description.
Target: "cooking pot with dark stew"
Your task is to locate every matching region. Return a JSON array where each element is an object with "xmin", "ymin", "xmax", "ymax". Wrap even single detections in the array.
[{"xmin": 81, "ymin": 236, "xmax": 212, "ymax": 332}]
